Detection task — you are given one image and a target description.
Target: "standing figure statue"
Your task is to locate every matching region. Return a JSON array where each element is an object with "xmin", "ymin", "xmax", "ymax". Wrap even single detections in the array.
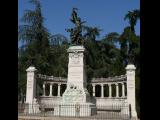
[{"xmin": 66, "ymin": 8, "xmax": 85, "ymax": 45}]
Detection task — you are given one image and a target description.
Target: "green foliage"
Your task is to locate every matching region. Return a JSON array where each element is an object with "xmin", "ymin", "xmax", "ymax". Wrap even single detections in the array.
[
  {"xmin": 18, "ymin": 0, "xmax": 51, "ymax": 97},
  {"xmin": 124, "ymin": 9, "xmax": 140, "ymax": 32}
]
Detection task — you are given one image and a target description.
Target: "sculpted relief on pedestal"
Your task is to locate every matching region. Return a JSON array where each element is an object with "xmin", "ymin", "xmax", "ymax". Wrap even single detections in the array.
[
  {"xmin": 70, "ymin": 52, "xmax": 81, "ymax": 64},
  {"xmin": 63, "ymin": 83, "xmax": 84, "ymax": 102}
]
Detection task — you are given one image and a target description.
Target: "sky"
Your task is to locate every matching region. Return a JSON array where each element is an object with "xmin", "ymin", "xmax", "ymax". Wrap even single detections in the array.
[{"xmin": 18, "ymin": 0, "xmax": 140, "ymax": 40}]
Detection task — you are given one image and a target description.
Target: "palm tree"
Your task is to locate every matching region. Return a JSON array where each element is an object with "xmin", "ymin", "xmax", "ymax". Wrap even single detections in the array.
[
  {"xmin": 83, "ymin": 26, "xmax": 101, "ymax": 42},
  {"xmin": 124, "ymin": 9, "xmax": 140, "ymax": 64},
  {"xmin": 124, "ymin": 9, "xmax": 140, "ymax": 33},
  {"xmin": 103, "ymin": 32, "xmax": 120, "ymax": 47}
]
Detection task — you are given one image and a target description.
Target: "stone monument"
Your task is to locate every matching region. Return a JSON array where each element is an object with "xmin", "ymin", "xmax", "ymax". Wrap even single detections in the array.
[
  {"xmin": 58, "ymin": 46, "xmax": 96, "ymax": 116},
  {"xmin": 54, "ymin": 8, "xmax": 97, "ymax": 117},
  {"xmin": 23, "ymin": 8, "xmax": 139, "ymax": 119}
]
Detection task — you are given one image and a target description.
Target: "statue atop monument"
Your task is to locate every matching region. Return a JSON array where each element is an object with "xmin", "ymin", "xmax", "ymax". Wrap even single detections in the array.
[{"xmin": 66, "ymin": 8, "xmax": 85, "ymax": 45}]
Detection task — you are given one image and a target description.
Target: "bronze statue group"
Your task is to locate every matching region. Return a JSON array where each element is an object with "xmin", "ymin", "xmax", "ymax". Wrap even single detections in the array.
[{"xmin": 66, "ymin": 8, "xmax": 85, "ymax": 45}]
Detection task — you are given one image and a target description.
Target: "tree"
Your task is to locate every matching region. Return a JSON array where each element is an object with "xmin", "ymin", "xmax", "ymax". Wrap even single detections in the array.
[
  {"xmin": 124, "ymin": 9, "xmax": 140, "ymax": 64},
  {"xmin": 50, "ymin": 34, "xmax": 68, "ymax": 46},
  {"xmin": 18, "ymin": 0, "xmax": 51, "ymax": 97},
  {"xmin": 124, "ymin": 9, "xmax": 140, "ymax": 116},
  {"xmin": 83, "ymin": 26, "xmax": 101, "ymax": 42},
  {"xmin": 124, "ymin": 9, "xmax": 140, "ymax": 33},
  {"xmin": 18, "ymin": 0, "xmax": 51, "ymax": 73}
]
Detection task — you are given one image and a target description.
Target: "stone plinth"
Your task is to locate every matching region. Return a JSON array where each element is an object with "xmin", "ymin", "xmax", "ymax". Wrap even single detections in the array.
[
  {"xmin": 60, "ymin": 45, "xmax": 96, "ymax": 116},
  {"xmin": 54, "ymin": 103, "xmax": 96, "ymax": 117}
]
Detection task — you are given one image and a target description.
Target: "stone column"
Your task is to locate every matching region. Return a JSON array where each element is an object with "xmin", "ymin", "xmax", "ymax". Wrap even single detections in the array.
[
  {"xmin": 49, "ymin": 83, "xmax": 53, "ymax": 96},
  {"xmin": 116, "ymin": 83, "xmax": 119, "ymax": 97},
  {"xmin": 126, "ymin": 64, "xmax": 137, "ymax": 118},
  {"xmin": 26, "ymin": 66, "xmax": 37, "ymax": 104},
  {"xmin": 43, "ymin": 83, "xmax": 46, "ymax": 96},
  {"xmin": 92, "ymin": 84, "xmax": 96, "ymax": 97},
  {"xmin": 122, "ymin": 82, "xmax": 125, "ymax": 97},
  {"xmin": 109, "ymin": 84, "xmax": 112, "ymax": 98},
  {"xmin": 58, "ymin": 83, "xmax": 61, "ymax": 97},
  {"xmin": 101, "ymin": 84, "xmax": 104, "ymax": 98}
]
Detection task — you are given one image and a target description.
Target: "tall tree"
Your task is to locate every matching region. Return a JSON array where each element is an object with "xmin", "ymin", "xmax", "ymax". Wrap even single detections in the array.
[
  {"xmin": 18, "ymin": 0, "xmax": 51, "ymax": 97},
  {"xmin": 124, "ymin": 9, "xmax": 140, "ymax": 33},
  {"xmin": 124, "ymin": 10, "xmax": 140, "ymax": 116},
  {"xmin": 83, "ymin": 26, "xmax": 101, "ymax": 42},
  {"xmin": 124, "ymin": 9, "xmax": 140, "ymax": 64},
  {"xmin": 18, "ymin": 0, "xmax": 50, "ymax": 73}
]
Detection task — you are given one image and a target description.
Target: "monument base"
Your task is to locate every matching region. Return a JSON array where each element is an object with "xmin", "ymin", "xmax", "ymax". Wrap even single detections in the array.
[
  {"xmin": 24, "ymin": 103, "xmax": 40, "ymax": 114},
  {"xmin": 59, "ymin": 84, "xmax": 97, "ymax": 116},
  {"xmin": 131, "ymin": 110, "xmax": 138, "ymax": 119},
  {"xmin": 62, "ymin": 86, "xmax": 91, "ymax": 103},
  {"xmin": 54, "ymin": 103, "xmax": 97, "ymax": 117}
]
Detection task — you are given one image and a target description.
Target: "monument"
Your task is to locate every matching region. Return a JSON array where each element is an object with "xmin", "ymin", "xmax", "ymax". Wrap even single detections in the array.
[
  {"xmin": 24, "ymin": 8, "xmax": 138, "ymax": 119},
  {"xmin": 54, "ymin": 8, "xmax": 97, "ymax": 116}
]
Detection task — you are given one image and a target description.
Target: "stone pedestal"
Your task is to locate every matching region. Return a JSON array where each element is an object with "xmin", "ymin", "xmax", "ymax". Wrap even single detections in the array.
[
  {"xmin": 60, "ymin": 45, "xmax": 96, "ymax": 116},
  {"xmin": 54, "ymin": 103, "xmax": 96, "ymax": 117},
  {"xmin": 24, "ymin": 98, "xmax": 40, "ymax": 114}
]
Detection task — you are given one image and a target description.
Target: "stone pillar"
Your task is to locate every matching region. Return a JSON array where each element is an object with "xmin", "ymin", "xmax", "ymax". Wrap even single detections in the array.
[
  {"xmin": 101, "ymin": 84, "xmax": 104, "ymax": 98},
  {"xmin": 109, "ymin": 84, "xmax": 112, "ymax": 98},
  {"xmin": 43, "ymin": 83, "xmax": 46, "ymax": 96},
  {"xmin": 58, "ymin": 83, "xmax": 61, "ymax": 97},
  {"xmin": 122, "ymin": 82, "xmax": 125, "ymax": 97},
  {"xmin": 26, "ymin": 66, "xmax": 37, "ymax": 104},
  {"xmin": 49, "ymin": 83, "xmax": 53, "ymax": 96},
  {"xmin": 116, "ymin": 83, "xmax": 119, "ymax": 97},
  {"xmin": 126, "ymin": 64, "xmax": 137, "ymax": 118},
  {"xmin": 92, "ymin": 84, "xmax": 96, "ymax": 97},
  {"xmin": 25, "ymin": 66, "xmax": 40, "ymax": 114}
]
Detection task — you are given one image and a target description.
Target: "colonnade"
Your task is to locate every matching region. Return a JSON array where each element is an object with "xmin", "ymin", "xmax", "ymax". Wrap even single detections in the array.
[
  {"xmin": 26, "ymin": 64, "xmax": 137, "ymax": 118},
  {"xmin": 42, "ymin": 83, "xmax": 66, "ymax": 97},
  {"xmin": 42, "ymin": 82, "xmax": 126, "ymax": 98},
  {"xmin": 92, "ymin": 82, "xmax": 126, "ymax": 98}
]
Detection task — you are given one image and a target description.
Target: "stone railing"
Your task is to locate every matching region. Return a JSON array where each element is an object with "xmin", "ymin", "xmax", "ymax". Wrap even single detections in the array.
[
  {"xmin": 91, "ymin": 75, "xmax": 127, "ymax": 83},
  {"xmin": 37, "ymin": 74, "xmax": 126, "ymax": 83},
  {"xmin": 37, "ymin": 74, "xmax": 67, "ymax": 82}
]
